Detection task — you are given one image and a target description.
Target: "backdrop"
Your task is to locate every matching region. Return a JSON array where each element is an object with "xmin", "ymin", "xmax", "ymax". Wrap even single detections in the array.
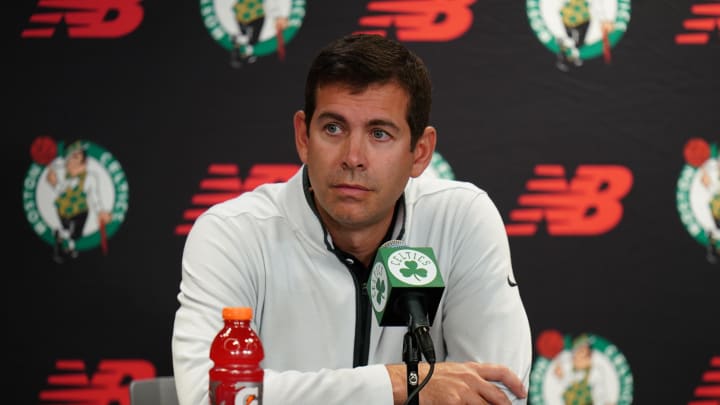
[{"xmin": 9, "ymin": 0, "xmax": 720, "ymax": 404}]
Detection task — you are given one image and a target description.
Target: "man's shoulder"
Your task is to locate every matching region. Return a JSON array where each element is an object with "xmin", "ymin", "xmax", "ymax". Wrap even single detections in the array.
[
  {"xmin": 205, "ymin": 180, "xmax": 291, "ymax": 219},
  {"xmin": 206, "ymin": 167, "xmax": 304, "ymax": 218},
  {"xmin": 407, "ymin": 176, "xmax": 486, "ymax": 199}
]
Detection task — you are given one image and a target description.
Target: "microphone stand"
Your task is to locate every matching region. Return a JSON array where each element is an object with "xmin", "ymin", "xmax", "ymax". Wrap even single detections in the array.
[{"xmin": 402, "ymin": 330, "xmax": 420, "ymax": 405}]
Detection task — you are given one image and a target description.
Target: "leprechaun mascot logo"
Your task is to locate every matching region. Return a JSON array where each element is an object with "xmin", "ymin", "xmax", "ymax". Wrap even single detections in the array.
[
  {"xmin": 527, "ymin": 0, "xmax": 631, "ymax": 71},
  {"xmin": 530, "ymin": 330, "xmax": 634, "ymax": 405},
  {"xmin": 677, "ymin": 137, "xmax": 720, "ymax": 263},
  {"xmin": 200, "ymin": 0, "xmax": 306, "ymax": 68},
  {"xmin": 23, "ymin": 136, "xmax": 129, "ymax": 263}
]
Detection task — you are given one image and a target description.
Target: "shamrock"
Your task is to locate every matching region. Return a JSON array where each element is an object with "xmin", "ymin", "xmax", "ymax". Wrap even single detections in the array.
[
  {"xmin": 400, "ymin": 260, "xmax": 427, "ymax": 281},
  {"xmin": 374, "ymin": 278, "xmax": 386, "ymax": 305}
]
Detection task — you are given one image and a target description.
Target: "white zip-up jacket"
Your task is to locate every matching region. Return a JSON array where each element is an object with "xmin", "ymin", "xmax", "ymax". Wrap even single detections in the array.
[{"xmin": 172, "ymin": 166, "xmax": 532, "ymax": 405}]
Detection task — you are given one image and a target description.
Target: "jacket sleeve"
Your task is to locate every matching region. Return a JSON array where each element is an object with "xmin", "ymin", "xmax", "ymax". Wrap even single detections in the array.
[
  {"xmin": 263, "ymin": 366, "xmax": 392, "ymax": 405},
  {"xmin": 439, "ymin": 191, "xmax": 533, "ymax": 404}
]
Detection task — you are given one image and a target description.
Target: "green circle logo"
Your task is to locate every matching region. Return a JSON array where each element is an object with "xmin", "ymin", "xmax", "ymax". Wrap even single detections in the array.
[
  {"xmin": 24, "ymin": 137, "xmax": 129, "ymax": 262},
  {"xmin": 676, "ymin": 138, "xmax": 720, "ymax": 261},
  {"xmin": 530, "ymin": 330, "xmax": 634, "ymax": 405},
  {"xmin": 527, "ymin": 0, "xmax": 631, "ymax": 64},
  {"xmin": 200, "ymin": 0, "xmax": 305, "ymax": 58},
  {"xmin": 369, "ymin": 262, "xmax": 390, "ymax": 314}
]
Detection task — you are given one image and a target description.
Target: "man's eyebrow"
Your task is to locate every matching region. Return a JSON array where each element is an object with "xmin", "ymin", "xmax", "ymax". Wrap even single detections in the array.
[
  {"xmin": 367, "ymin": 119, "xmax": 400, "ymax": 132},
  {"xmin": 316, "ymin": 111, "xmax": 347, "ymax": 124}
]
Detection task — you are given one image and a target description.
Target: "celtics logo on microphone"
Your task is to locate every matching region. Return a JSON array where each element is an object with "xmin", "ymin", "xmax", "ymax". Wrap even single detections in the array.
[
  {"xmin": 369, "ymin": 261, "xmax": 390, "ymax": 313},
  {"xmin": 387, "ymin": 249, "xmax": 438, "ymax": 286},
  {"xmin": 368, "ymin": 246, "xmax": 444, "ymax": 326}
]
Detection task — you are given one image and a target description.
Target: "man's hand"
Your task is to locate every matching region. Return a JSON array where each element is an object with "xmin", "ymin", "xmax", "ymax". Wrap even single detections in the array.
[{"xmin": 387, "ymin": 361, "xmax": 527, "ymax": 405}]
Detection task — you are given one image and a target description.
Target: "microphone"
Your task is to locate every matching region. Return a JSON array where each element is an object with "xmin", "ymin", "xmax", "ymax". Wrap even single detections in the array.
[{"xmin": 367, "ymin": 240, "xmax": 445, "ymax": 362}]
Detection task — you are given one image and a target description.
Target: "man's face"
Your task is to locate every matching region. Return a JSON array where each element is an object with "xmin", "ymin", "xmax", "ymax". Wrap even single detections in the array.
[{"xmin": 294, "ymin": 81, "xmax": 434, "ymax": 231}]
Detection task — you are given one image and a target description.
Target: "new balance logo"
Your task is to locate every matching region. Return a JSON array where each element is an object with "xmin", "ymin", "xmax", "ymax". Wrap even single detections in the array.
[
  {"xmin": 39, "ymin": 359, "xmax": 155, "ymax": 404},
  {"xmin": 675, "ymin": 1, "xmax": 720, "ymax": 45},
  {"xmin": 355, "ymin": 0, "xmax": 476, "ymax": 41},
  {"xmin": 688, "ymin": 355, "xmax": 720, "ymax": 405},
  {"xmin": 22, "ymin": 0, "xmax": 144, "ymax": 38},
  {"xmin": 505, "ymin": 165, "xmax": 633, "ymax": 236},
  {"xmin": 175, "ymin": 163, "xmax": 300, "ymax": 236}
]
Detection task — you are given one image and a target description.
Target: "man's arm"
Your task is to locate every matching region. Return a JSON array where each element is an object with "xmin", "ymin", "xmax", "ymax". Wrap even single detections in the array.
[{"xmin": 386, "ymin": 362, "xmax": 527, "ymax": 405}]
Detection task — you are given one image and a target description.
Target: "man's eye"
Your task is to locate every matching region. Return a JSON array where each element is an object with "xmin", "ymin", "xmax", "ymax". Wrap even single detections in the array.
[
  {"xmin": 372, "ymin": 129, "xmax": 390, "ymax": 140},
  {"xmin": 325, "ymin": 123, "xmax": 341, "ymax": 135}
]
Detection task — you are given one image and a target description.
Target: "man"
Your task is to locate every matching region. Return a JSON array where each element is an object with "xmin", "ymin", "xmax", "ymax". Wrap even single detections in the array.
[{"xmin": 172, "ymin": 33, "xmax": 532, "ymax": 404}]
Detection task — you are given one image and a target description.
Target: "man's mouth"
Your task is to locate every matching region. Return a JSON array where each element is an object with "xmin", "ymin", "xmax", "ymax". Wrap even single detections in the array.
[{"xmin": 332, "ymin": 183, "xmax": 370, "ymax": 197}]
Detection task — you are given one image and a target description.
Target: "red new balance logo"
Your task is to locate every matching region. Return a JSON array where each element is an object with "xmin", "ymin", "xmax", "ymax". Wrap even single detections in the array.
[
  {"xmin": 675, "ymin": 1, "xmax": 720, "ymax": 45},
  {"xmin": 505, "ymin": 165, "xmax": 633, "ymax": 236},
  {"xmin": 355, "ymin": 0, "xmax": 476, "ymax": 41},
  {"xmin": 175, "ymin": 163, "xmax": 301, "ymax": 236},
  {"xmin": 39, "ymin": 359, "xmax": 155, "ymax": 404},
  {"xmin": 689, "ymin": 355, "xmax": 720, "ymax": 405},
  {"xmin": 22, "ymin": 0, "xmax": 143, "ymax": 38}
]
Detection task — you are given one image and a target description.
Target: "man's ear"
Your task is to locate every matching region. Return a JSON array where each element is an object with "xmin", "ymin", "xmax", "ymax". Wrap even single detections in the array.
[
  {"xmin": 410, "ymin": 126, "xmax": 437, "ymax": 178},
  {"xmin": 294, "ymin": 110, "xmax": 308, "ymax": 164}
]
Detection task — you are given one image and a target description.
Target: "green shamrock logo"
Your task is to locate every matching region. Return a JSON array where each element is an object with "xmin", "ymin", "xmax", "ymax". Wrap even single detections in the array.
[
  {"xmin": 374, "ymin": 278, "xmax": 386, "ymax": 305},
  {"xmin": 400, "ymin": 260, "xmax": 427, "ymax": 282}
]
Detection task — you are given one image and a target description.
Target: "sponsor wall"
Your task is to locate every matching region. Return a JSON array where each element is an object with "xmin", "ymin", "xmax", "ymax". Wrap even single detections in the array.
[{"xmin": 9, "ymin": 0, "xmax": 720, "ymax": 403}]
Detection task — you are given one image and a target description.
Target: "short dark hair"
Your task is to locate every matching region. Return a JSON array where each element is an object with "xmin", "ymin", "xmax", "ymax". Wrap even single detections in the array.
[{"xmin": 303, "ymin": 34, "xmax": 432, "ymax": 150}]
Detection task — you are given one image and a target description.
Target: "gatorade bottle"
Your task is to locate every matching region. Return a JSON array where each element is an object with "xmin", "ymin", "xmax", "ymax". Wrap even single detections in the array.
[{"xmin": 209, "ymin": 307, "xmax": 265, "ymax": 405}]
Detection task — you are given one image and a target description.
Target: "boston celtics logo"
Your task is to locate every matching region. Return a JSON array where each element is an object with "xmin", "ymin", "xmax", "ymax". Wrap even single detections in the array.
[
  {"xmin": 368, "ymin": 246, "xmax": 441, "ymax": 322},
  {"xmin": 527, "ymin": 0, "xmax": 631, "ymax": 71},
  {"xmin": 530, "ymin": 330, "xmax": 633, "ymax": 405},
  {"xmin": 369, "ymin": 261, "xmax": 390, "ymax": 314},
  {"xmin": 420, "ymin": 151, "xmax": 455, "ymax": 180},
  {"xmin": 677, "ymin": 137, "xmax": 720, "ymax": 263},
  {"xmin": 200, "ymin": 0, "xmax": 305, "ymax": 68},
  {"xmin": 23, "ymin": 136, "xmax": 129, "ymax": 263}
]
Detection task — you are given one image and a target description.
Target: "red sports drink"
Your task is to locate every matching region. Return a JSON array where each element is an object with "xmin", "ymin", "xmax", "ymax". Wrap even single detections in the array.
[{"xmin": 209, "ymin": 307, "xmax": 265, "ymax": 405}]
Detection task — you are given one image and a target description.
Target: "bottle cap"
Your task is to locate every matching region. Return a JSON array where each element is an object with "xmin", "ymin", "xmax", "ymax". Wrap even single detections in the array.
[{"xmin": 222, "ymin": 306, "xmax": 253, "ymax": 321}]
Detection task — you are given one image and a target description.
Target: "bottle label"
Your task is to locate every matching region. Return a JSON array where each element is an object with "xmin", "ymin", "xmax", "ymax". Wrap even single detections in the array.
[
  {"xmin": 235, "ymin": 383, "xmax": 261, "ymax": 405},
  {"xmin": 210, "ymin": 381, "xmax": 262, "ymax": 405}
]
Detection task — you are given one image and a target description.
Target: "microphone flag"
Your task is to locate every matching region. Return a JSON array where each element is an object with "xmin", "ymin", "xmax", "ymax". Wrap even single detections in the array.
[{"xmin": 367, "ymin": 243, "xmax": 445, "ymax": 327}]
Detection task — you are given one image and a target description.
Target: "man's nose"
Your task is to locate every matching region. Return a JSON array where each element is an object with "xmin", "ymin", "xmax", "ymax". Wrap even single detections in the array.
[{"xmin": 341, "ymin": 133, "xmax": 367, "ymax": 169}]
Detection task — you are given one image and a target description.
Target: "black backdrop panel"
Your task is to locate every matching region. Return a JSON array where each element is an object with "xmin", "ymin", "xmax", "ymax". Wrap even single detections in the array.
[{"xmin": 9, "ymin": 0, "xmax": 720, "ymax": 403}]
